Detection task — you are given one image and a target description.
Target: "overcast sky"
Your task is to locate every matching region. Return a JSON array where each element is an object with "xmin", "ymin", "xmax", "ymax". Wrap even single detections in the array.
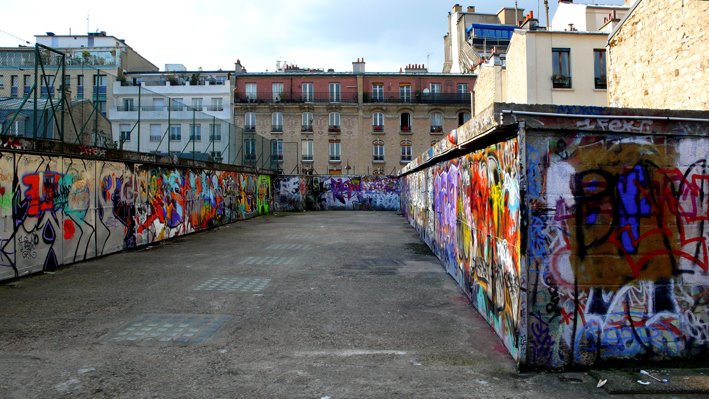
[{"xmin": 0, "ymin": 0, "xmax": 625, "ymax": 73}]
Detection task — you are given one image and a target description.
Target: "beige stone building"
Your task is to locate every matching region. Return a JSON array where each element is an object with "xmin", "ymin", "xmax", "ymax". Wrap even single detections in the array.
[
  {"xmin": 471, "ymin": 4, "xmax": 629, "ymax": 115},
  {"xmin": 233, "ymin": 61, "xmax": 475, "ymax": 175},
  {"xmin": 608, "ymin": 0, "xmax": 709, "ymax": 110}
]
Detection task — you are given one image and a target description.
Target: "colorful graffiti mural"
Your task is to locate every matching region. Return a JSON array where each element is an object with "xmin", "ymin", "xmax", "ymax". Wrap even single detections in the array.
[
  {"xmin": 401, "ymin": 129, "xmax": 709, "ymax": 369},
  {"xmin": 525, "ymin": 134, "xmax": 708, "ymax": 368},
  {"xmin": 0, "ymin": 151, "xmax": 272, "ymax": 282},
  {"xmin": 401, "ymin": 138, "xmax": 522, "ymax": 358},
  {"xmin": 273, "ymin": 175, "xmax": 400, "ymax": 211}
]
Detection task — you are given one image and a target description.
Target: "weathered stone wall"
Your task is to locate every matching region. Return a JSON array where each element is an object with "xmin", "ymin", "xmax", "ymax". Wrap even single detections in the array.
[{"xmin": 608, "ymin": 0, "xmax": 709, "ymax": 110}]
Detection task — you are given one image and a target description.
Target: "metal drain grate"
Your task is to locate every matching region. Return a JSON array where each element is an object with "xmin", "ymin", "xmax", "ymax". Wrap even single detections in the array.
[
  {"xmin": 239, "ymin": 256, "xmax": 297, "ymax": 266},
  {"xmin": 194, "ymin": 277, "xmax": 270, "ymax": 292},
  {"xmin": 106, "ymin": 314, "xmax": 230, "ymax": 345}
]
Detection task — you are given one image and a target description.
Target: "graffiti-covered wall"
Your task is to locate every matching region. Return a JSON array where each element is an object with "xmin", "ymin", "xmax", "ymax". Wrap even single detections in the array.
[
  {"xmin": 526, "ymin": 133, "xmax": 708, "ymax": 368},
  {"xmin": 400, "ymin": 115, "xmax": 709, "ymax": 369},
  {"xmin": 400, "ymin": 138, "xmax": 522, "ymax": 359},
  {"xmin": 0, "ymin": 151, "xmax": 271, "ymax": 281},
  {"xmin": 274, "ymin": 175, "xmax": 400, "ymax": 211}
]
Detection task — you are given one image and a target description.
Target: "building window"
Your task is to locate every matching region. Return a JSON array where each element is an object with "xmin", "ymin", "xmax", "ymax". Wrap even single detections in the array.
[
  {"xmin": 372, "ymin": 112, "xmax": 384, "ymax": 132},
  {"xmin": 152, "ymin": 97, "xmax": 165, "ymax": 111},
  {"xmin": 457, "ymin": 83, "xmax": 468, "ymax": 100},
  {"xmin": 150, "ymin": 124, "xmax": 161, "ymax": 142},
  {"xmin": 192, "ymin": 98, "xmax": 203, "ymax": 111},
  {"xmin": 401, "ymin": 140, "xmax": 412, "ymax": 162},
  {"xmin": 594, "ymin": 49, "xmax": 607, "ymax": 90},
  {"xmin": 328, "ymin": 112, "xmax": 340, "ymax": 132},
  {"xmin": 371, "ymin": 83, "xmax": 384, "ymax": 101},
  {"xmin": 210, "ymin": 123, "xmax": 222, "ymax": 141},
  {"xmin": 430, "ymin": 83, "xmax": 441, "ymax": 99},
  {"xmin": 430, "ymin": 112, "xmax": 443, "ymax": 132},
  {"xmin": 271, "ymin": 139, "xmax": 283, "ymax": 161},
  {"xmin": 244, "ymin": 138, "xmax": 256, "ymax": 162},
  {"xmin": 302, "ymin": 139, "xmax": 313, "ymax": 161},
  {"xmin": 171, "ymin": 98, "xmax": 184, "ymax": 111},
  {"xmin": 210, "ymin": 97, "xmax": 223, "ymax": 111},
  {"xmin": 373, "ymin": 140, "xmax": 385, "ymax": 162},
  {"xmin": 245, "ymin": 112, "xmax": 256, "ymax": 132},
  {"xmin": 272, "ymin": 83, "xmax": 284, "ymax": 102},
  {"xmin": 272, "ymin": 112, "xmax": 283, "ymax": 132},
  {"xmin": 399, "ymin": 84, "xmax": 411, "ymax": 102},
  {"xmin": 552, "ymin": 48, "xmax": 571, "ymax": 88},
  {"xmin": 169, "ymin": 124, "xmax": 181, "ymax": 141},
  {"xmin": 23, "ymin": 74, "xmax": 31, "ymax": 95},
  {"xmin": 302, "ymin": 82, "xmax": 313, "ymax": 102},
  {"xmin": 119, "ymin": 124, "xmax": 131, "ymax": 142},
  {"xmin": 329, "ymin": 82, "xmax": 341, "ymax": 102},
  {"xmin": 77, "ymin": 75, "xmax": 84, "ymax": 99},
  {"xmin": 301, "ymin": 112, "xmax": 313, "ymax": 132},
  {"xmin": 62, "ymin": 74, "xmax": 71, "ymax": 90},
  {"xmin": 400, "ymin": 112, "xmax": 411, "ymax": 132},
  {"xmin": 186, "ymin": 124, "xmax": 204, "ymax": 145},
  {"xmin": 122, "ymin": 98, "xmax": 135, "ymax": 111},
  {"xmin": 10, "ymin": 75, "xmax": 18, "ymax": 97},
  {"xmin": 458, "ymin": 112, "xmax": 471, "ymax": 126},
  {"xmin": 40, "ymin": 75, "xmax": 55, "ymax": 99},
  {"xmin": 245, "ymin": 83, "xmax": 257, "ymax": 102},
  {"xmin": 329, "ymin": 139, "xmax": 341, "ymax": 161}
]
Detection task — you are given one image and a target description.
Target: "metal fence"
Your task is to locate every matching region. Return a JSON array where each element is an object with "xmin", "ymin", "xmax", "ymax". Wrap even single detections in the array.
[{"xmin": 0, "ymin": 45, "xmax": 277, "ymax": 171}]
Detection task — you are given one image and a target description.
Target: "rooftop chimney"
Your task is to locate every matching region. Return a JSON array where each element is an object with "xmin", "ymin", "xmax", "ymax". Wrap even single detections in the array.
[
  {"xmin": 353, "ymin": 57, "xmax": 366, "ymax": 74},
  {"xmin": 452, "ymin": 4, "xmax": 462, "ymax": 13},
  {"xmin": 466, "ymin": 6, "xmax": 475, "ymax": 13}
]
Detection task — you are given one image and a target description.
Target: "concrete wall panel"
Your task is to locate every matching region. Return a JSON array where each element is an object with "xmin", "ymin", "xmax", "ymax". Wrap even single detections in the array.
[
  {"xmin": 401, "ymin": 138, "xmax": 522, "ymax": 360},
  {"xmin": 525, "ymin": 132, "xmax": 709, "ymax": 368},
  {"xmin": 273, "ymin": 175, "xmax": 400, "ymax": 212},
  {"xmin": 0, "ymin": 151, "xmax": 272, "ymax": 282}
]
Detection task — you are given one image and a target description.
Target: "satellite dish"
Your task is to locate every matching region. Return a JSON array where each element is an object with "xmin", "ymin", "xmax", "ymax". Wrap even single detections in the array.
[{"xmin": 423, "ymin": 88, "xmax": 430, "ymax": 94}]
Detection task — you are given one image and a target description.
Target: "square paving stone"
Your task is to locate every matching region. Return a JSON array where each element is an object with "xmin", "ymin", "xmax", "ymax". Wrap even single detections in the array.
[
  {"xmin": 194, "ymin": 277, "xmax": 271, "ymax": 292},
  {"xmin": 106, "ymin": 314, "xmax": 231, "ymax": 346}
]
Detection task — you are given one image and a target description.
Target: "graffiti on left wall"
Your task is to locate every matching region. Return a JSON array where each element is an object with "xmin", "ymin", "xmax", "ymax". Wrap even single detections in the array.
[{"xmin": 0, "ymin": 151, "xmax": 272, "ymax": 281}]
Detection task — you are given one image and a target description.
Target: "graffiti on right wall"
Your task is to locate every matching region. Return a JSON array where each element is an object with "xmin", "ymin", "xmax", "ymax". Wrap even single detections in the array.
[{"xmin": 526, "ymin": 134, "xmax": 709, "ymax": 367}]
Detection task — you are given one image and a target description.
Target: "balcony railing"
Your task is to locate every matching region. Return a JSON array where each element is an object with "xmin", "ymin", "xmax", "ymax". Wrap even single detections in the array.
[
  {"xmin": 117, "ymin": 105, "xmax": 138, "ymax": 111},
  {"xmin": 364, "ymin": 92, "xmax": 469, "ymax": 104},
  {"xmin": 235, "ymin": 91, "xmax": 357, "ymax": 104},
  {"xmin": 272, "ymin": 125, "xmax": 283, "ymax": 132},
  {"xmin": 244, "ymin": 125, "xmax": 256, "ymax": 133},
  {"xmin": 328, "ymin": 126, "xmax": 341, "ymax": 133},
  {"xmin": 430, "ymin": 126, "xmax": 443, "ymax": 133},
  {"xmin": 372, "ymin": 125, "xmax": 384, "ymax": 132},
  {"xmin": 301, "ymin": 125, "xmax": 313, "ymax": 132},
  {"xmin": 400, "ymin": 126, "xmax": 411, "ymax": 132}
]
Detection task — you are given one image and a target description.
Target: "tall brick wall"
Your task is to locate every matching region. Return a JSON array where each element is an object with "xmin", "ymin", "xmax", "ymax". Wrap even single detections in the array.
[{"xmin": 608, "ymin": 0, "xmax": 709, "ymax": 110}]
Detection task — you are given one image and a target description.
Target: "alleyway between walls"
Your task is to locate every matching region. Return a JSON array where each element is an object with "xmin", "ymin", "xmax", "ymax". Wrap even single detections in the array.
[{"xmin": 0, "ymin": 212, "xmax": 691, "ymax": 398}]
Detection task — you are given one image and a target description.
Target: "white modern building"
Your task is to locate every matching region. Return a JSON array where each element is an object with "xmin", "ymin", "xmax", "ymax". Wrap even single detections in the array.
[
  {"xmin": 472, "ymin": 2, "xmax": 629, "ymax": 114},
  {"xmin": 110, "ymin": 68, "xmax": 236, "ymax": 163}
]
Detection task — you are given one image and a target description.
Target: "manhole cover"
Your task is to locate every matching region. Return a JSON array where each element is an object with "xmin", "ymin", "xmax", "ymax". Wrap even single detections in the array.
[
  {"xmin": 194, "ymin": 277, "xmax": 270, "ymax": 292},
  {"xmin": 105, "ymin": 314, "xmax": 230, "ymax": 345},
  {"xmin": 239, "ymin": 256, "xmax": 298, "ymax": 265}
]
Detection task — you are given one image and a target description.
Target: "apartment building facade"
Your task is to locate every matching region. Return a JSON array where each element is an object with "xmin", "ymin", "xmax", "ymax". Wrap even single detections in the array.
[
  {"xmin": 110, "ymin": 68, "xmax": 236, "ymax": 162},
  {"xmin": 233, "ymin": 61, "xmax": 475, "ymax": 175},
  {"xmin": 0, "ymin": 32, "xmax": 156, "ymax": 116}
]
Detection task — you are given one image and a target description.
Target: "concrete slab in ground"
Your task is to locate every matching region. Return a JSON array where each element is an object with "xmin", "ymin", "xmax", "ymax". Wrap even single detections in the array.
[{"xmin": 0, "ymin": 211, "xmax": 707, "ymax": 398}]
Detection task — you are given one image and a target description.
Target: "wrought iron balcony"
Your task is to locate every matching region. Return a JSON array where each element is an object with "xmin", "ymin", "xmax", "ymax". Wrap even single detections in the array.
[
  {"xmin": 363, "ymin": 92, "xmax": 469, "ymax": 104},
  {"xmin": 235, "ymin": 91, "xmax": 357, "ymax": 104}
]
